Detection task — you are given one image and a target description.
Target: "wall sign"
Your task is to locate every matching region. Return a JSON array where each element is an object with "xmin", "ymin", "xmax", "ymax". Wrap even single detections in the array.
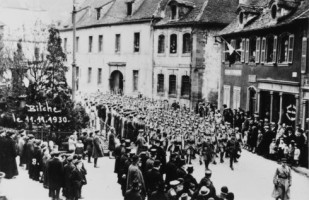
[{"xmin": 225, "ymin": 70, "xmax": 242, "ymax": 76}]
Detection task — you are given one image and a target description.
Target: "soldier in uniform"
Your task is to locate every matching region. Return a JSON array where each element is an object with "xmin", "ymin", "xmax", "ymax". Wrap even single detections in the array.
[{"xmin": 226, "ymin": 133, "xmax": 241, "ymax": 170}]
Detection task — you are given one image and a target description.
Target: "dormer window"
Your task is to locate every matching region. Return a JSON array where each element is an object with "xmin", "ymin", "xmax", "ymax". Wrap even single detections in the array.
[
  {"xmin": 271, "ymin": 4, "xmax": 277, "ymax": 19},
  {"xmin": 171, "ymin": 5, "xmax": 177, "ymax": 20},
  {"xmin": 127, "ymin": 2, "xmax": 133, "ymax": 16},
  {"xmin": 96, "ymin": 8, "xmax": 101, "ymax": 20},
  {"xmin": 239, "ymin": 12, "xmax": 244, "ymax": 24}
]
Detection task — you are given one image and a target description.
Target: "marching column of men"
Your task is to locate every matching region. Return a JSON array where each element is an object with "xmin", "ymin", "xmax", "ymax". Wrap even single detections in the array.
[{"xmin": 91, "ymin": 95, "xmax": 240, "ymax": 200}]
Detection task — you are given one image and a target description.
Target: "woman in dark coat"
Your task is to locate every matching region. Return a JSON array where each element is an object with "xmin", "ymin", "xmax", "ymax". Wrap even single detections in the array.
[{"xmin": 2, "ymin": 132, "xmax": 18, "ymax": 179}]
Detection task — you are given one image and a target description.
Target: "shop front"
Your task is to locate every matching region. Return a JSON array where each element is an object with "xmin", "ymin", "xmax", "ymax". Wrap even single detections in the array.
[{"xmin": 255, "ymin": 80, "xmax": 300, "ymax": 127}]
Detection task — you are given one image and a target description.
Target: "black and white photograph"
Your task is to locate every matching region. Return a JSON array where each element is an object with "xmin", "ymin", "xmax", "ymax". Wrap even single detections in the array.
[{"xmin": 0, "ymin": 0, "xmax": 308, "ymax": 199}]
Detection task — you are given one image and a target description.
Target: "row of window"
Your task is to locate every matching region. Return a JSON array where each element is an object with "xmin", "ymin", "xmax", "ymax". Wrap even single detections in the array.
[
  {"xmin": 223, "ymin": 33, "xmax": 295, "ymax": 64},
  {"xmin": 63, "ymin": 33, "xmax": 140, "ymax": 54},
  {"xmin": 223, "ymin": 85, "xmax": 241, "ymax": 110},
  {"xmin": 158, "ymin": 33, "xmax": 191, "ymax": 54},
  {"xmin": 64, "ymin": 32, "xmax": 191, "ymax": 56},
  {"xmin": 157, "ymin": 74, "xmax": 190, "ymax": 96}
]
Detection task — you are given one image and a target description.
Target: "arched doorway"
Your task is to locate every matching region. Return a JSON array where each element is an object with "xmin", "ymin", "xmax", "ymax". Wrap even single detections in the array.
[
  {"xmin": 248, "ymin": 87, "xmax": 256, "ymax": 116},
  {"xmin": 110, "ymin": 70, "xmax": 123, "ymax": 95}
]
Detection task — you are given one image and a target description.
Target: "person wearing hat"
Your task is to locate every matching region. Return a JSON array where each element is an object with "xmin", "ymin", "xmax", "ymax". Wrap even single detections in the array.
[
  {"xmin": 126, "ymin": 155, "xmax": 146, "ymax": 198},
  {"xmin": 193, "ymin": 186, "xmax": 212, "ymax": 200},
  {"xmin": 165, "ymin": 153, "xmax": 178, "ymax": 185},
  {"xmin": 145, "ymin": 160, "xmax": 163, "ymax": 195},
  {"xmin": 272, "ymin": 158, "xmax": 291, "ymax": 200},
  {"xmin": 1, "ymin": 131, "xmax": 18, "ymax": 179},
  {"xmin": 70, "ymin": 160, "xmax": 87, "ymax": 200},
  {"xmin": 63, "ymin": 155, "xmax": 75, "ymax": 200},
  {"xmin": 216, "ymin": 186, "xmax": 229, "ymax": 200},
  {"xmin": 46, "ymin": 150, "xmax": 64, "ymax": 200},
  {"xmin": 226, "ymin": 133, "xmax": 241, "ymax": 170},
  {"xmin": 92, "ymin": 130, "xmax": 104, "ymax": 168},
  {"xmin": 17, "ymin": 129, "xmax": 27, "ymax": 167},
  {"xmin": 29, "ymin": 139, "xmax": 43, "ymax": 181},
  {"xmin": 145, "ymin": 149, "xmax": 157, "ymax": 172},
  {"xmin": 176, "ymin": 158, "xmax": 187, "ymax": 180},
  {"xmin": 125, "ymin": 179, "xmax": 143, "ymax": 200},
  {"xmin": 183, "ymin": 165, "xmax": 198, "ymax": 197},
  {"xmin": 167, "ymin": 180, "xmax": 180, "ymax": 200},
  {"xmin": 119, "ymin": 147, "xmax": 132, "ymax": 196},
  {"xmin": 85, "ymin": 132, "xmax": 94, "ymax": 163},
  {"xmin": 25, "ymin": 134, "xmax": 35, "ymax": 170}
]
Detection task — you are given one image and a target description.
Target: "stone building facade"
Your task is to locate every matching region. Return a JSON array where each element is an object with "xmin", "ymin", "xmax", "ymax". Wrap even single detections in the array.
[
  {"xmin": 60, "ymin": 0, "xmax": 239, "ymax": 108},
  {"xmin": 219, "ymin": 0, "xmax": 309, "ymax": 128}
]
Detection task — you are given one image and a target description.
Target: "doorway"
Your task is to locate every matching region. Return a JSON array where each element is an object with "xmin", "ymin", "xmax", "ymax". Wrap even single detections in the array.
[{"xmin": 110, "ymin": 70, "xmax": 123, "ymax": 95}]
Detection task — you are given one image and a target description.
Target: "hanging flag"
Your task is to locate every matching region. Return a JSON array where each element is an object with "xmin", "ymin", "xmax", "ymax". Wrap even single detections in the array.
[
  {"xmin": 23, "ymin": 77, "xmax": 29, "ymax": 88},
  {"xmin": 227, "ymin": 42, "xmax": 235, "ymax": 55}
]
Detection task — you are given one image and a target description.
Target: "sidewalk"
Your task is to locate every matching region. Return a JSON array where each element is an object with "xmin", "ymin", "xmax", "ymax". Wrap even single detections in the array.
[
  {"xmin": 292, "ymin": 166, "xmax": 309, "ymax": 178},
  {"xmin": 244, "ymin": 149, "xmax": 309, "ymax": 178}
]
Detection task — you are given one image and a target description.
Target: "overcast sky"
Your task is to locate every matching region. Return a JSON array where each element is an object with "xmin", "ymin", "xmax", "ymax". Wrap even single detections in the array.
[{"xmin": 41, "ymin": 0, "xmax": 74, "ymax": 22}]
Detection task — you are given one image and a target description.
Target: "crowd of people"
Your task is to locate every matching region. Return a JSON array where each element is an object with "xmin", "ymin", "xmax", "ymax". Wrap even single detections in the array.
[
  {"xmin": 0, "ymin": 129, "xmax": 87, "ymax": 200},
  {"xmin": 1, "ymin": 92, "xmax": 308, "ymax": 200},
  {"xmin": 221, "ymin": 105, "xmax": 308, "ymax": 167}
]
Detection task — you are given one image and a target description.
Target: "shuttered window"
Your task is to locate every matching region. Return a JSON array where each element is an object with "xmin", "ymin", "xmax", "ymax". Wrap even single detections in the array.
[
  {"xmin": 233, "ymin": 86, "xmax": 241, "ymax": 110},
  {"xmin": 223, "ymin": 85, "xmax": 231, "ymax": 108},
  {"xmin": 301, "ymin": 37, "xmax": 308, "ymax": 74},
  {"xmin": 261, "ymin": 37, "xmax": 266, "ymax": 64},
  {"xmin": 288, "ymin": 34, "xmax": 294, "ymax": 63},
  {"xmin": 256, "ymin": 37, "xmax": 261, "ymax": 63},
  {"xmin": 241, "ymin": 38, "xmax": 245, "ymax": 62},
  {"xmin": 245, "ymin": 39, "xmax": 250, "ymax": 63},
  {"xmin": 273, "ymin": 36, "xmax": 277, "ymax": 63}
]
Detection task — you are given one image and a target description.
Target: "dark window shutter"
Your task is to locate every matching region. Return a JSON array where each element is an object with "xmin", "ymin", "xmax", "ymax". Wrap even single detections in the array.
[
  {"xmin": 261, "ymin": 37, "xmax": 266, "ymax": 64},
  {"xmin": 256, "ymin": 37, "xmax": 261, "ymax": 63},
  {"xmin": 272, "ymin": 36, "xmax": 277, "ymax": 63},
  {"xmin": 288, "ymin": 34, "xmax": 294, "ymax": 63},
  {"xmin": 245, "ymin": 39, "xmax": 250, "ymax": 63},
  {"xmin": 241, "ymin": 38, "xmax": 245, "ymax": 62}
]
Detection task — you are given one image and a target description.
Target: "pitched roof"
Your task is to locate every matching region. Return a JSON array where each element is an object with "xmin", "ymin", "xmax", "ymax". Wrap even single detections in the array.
[
  {"xmin": 62, "ymin": 0, "xmax": 163, "ymax": 30},
  {"xmin": 219, "ymin": 0, "xmax": 309, "ymax": 36},
  {"xmin": 154, "ymin": 0, "xmax": 239, "ymax": 27}
]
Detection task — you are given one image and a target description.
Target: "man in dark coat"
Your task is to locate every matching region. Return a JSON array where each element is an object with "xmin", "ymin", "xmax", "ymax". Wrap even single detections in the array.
[
  {"xmin": 146, "ymin": 160, "xmax": 164, "ymax": 195},
  {"xmin": 127, "ymin": 116, "xmax": 135, "ymax": 142},
  {"xmin": 46, "ymin": 151, "xmax": 64, "ymax": 200},
  {"xmin": 165, "ymin": 153, "xmax": 178, "ymax": 185},
  {"xmin": 25, "ymin": 134, "xmax": 35, "ymax": 170},
  {"xmin": 176, "ymin": 159, "xmax": 187, "ymax": 179},
  {"xmin": 70, "ymin": 160, "xmax": 87, "ymax": 200},
  {"xmin": 125, "ymin": 180, "xmax": 143, "ymax": 200},
  {"xmin": 226, "ymin": 134, "xmax": 241, "ymax": 170},
  {"xmin": 0, "ymin": 130, "xmax": 5, "ymax": 172},
  {"xmin": 92, "ymin": 130, "xmax": 104, "ymax": 168},
  {"xmin": 63, "ymin": 156, "xmax": 75, "ymax": 200},
  {"xmin": 2, "ymin": 132, "xmax": 18, "ymax": 179}
]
